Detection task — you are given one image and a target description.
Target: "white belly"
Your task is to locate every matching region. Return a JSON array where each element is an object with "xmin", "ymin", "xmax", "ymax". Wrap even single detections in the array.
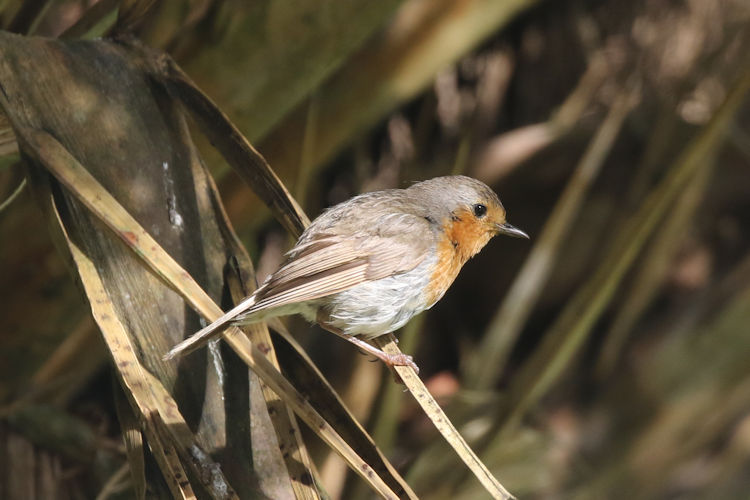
[{"xmin": 320, "ymin": 253, "xmax": 436, "ymax": 339}]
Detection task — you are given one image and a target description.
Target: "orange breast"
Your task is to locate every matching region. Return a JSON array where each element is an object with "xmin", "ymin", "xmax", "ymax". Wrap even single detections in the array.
[{"xmin": 424, "ymin": 210, "xmax": 493, "ymax": 306}]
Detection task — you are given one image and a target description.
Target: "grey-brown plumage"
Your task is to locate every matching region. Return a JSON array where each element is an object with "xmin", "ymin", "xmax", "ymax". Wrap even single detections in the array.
[{"xmin": 166, "ymin": 176, "xmax": 527, "ymax": 367}]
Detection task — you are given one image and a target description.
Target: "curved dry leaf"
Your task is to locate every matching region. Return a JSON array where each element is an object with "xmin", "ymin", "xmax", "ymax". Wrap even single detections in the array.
[
  {"xmin": 65, "ymin": 234, "xmax": 205, "ymax": 499},
  {"xmin": 16, "ymin": 126, "xmax": 400, "ymax": 500},
  {"xmin": 0, "ymin": 32, "xmax": 302, "ymax": 498}
]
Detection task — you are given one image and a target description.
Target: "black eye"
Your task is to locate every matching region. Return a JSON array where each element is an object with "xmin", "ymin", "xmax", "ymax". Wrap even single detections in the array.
[{"xmin": 473, "ymin": 204, "xmax": 487, "ymax": 218}]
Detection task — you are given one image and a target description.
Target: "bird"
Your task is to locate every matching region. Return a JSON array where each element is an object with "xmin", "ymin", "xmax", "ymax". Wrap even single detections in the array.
[{"xmin": 165, "ymin": 175, "xmax": 528, "ymax": 372}]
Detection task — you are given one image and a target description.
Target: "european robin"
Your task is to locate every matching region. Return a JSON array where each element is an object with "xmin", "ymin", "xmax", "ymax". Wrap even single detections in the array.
[{"xmin": 166, "ymin": 175, "xmax": 528, "ymax": 372}]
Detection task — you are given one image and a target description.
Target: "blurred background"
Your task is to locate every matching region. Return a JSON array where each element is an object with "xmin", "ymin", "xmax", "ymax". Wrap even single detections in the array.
[{"xmin": 1, "ymin": 0, "xmax": 750, "ymax": 498}]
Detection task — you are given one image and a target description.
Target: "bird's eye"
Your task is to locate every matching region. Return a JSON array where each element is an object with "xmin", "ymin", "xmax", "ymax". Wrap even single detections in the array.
[{"xmin": 473, "ymin": 204, "xmax": 487, "ymax": 218}]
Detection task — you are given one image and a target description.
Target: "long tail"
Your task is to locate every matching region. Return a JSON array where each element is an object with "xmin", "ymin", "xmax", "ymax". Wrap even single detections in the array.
[{"xmin": 164, "ymin": 295, "xmax": 258, "ymax": 360}]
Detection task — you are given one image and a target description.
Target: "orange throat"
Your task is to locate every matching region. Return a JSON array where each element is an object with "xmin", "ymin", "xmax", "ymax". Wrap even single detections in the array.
[{"xmin": 425, "ymin": 210, "xmax": 494, "ymax": 305}]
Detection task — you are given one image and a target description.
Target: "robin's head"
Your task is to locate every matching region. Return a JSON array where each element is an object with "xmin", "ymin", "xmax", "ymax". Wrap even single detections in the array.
[{"xmin": 408, "ymin": 176, "xmax": 528, "ymax": 259}]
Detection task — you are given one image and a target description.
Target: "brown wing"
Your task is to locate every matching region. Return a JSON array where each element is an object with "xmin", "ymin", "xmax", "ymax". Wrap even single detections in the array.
[
  {"xmin": 242, "ymin": 217, "xmax": 432, "ymax": 315},
  {"xmin": 165, "ymin": 209, "xmax": 435, "ymax": 360}
]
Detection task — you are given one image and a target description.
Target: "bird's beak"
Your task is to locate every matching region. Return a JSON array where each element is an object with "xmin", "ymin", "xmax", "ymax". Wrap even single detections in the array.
[{"xmin": 496, "ymin": 222, "xmax": 529, "ymax": 239}]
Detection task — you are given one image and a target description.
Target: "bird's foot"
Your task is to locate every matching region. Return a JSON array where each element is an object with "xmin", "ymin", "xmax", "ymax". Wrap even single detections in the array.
[
  {"xmin": 317, "ymin": 319, "xmax": 419, "ymax": 382},
  {"xmin": 382, "ymin": 352, "xmax": 418, "ymax": 373},
  {"xmin": 382, "ymin": 353, "xmax": 419, "ymax": 384}
]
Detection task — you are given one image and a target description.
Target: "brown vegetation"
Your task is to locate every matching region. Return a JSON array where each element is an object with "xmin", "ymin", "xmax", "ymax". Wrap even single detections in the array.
[{"xmin": 1, "ymin": 1, "xmax": 749, "ymax": 498}]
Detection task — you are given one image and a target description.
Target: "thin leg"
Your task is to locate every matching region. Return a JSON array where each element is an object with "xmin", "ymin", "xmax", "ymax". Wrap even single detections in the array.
[{"xmin": 317, "ymin": 319, "xmax": 419, "ymax": 374}]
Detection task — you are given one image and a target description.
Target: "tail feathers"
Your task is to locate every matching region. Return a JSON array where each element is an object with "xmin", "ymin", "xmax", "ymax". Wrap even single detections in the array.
[{"xmin": 164, "ymin": 295, "xmax": 258, "ymax": 360}]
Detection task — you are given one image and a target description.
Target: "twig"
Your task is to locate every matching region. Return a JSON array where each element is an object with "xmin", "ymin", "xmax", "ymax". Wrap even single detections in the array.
[{"xmin": 0, "ymin": 177, "xmax": 26, "ymax": 214}]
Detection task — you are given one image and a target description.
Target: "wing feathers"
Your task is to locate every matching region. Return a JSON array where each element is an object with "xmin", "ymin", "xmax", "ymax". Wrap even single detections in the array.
[
  {"xmin": 166, "ymin": 213, "xmax": 434, "ymax": 360},
  {"xmin": 268, "ymin": 243, "xmax": 359, "ymax": 285},
  {"xmin": 242, "ymin": 261, "xmax": 368, "ymax": 314}
]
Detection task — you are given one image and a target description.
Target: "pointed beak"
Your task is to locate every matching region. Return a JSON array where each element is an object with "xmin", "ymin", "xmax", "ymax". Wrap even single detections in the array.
[{"xmin": 496, "ymin": 222, "xmax": 529, "ymax": 239}]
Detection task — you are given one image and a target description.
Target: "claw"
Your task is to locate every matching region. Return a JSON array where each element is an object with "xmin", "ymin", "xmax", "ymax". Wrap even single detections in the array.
[
  {"xmin": 385, "ymin": 353, "xmax": 419, "ymax": 373},
  {"xmin": 383, "ymin": 353, "xmax": 419, "ymax": 384}
]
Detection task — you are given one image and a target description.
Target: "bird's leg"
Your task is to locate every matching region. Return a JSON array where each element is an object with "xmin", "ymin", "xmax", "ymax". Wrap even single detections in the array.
[{"xmin": 317, "ymin": 318, "xmax": 419, "ymax": 375}]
